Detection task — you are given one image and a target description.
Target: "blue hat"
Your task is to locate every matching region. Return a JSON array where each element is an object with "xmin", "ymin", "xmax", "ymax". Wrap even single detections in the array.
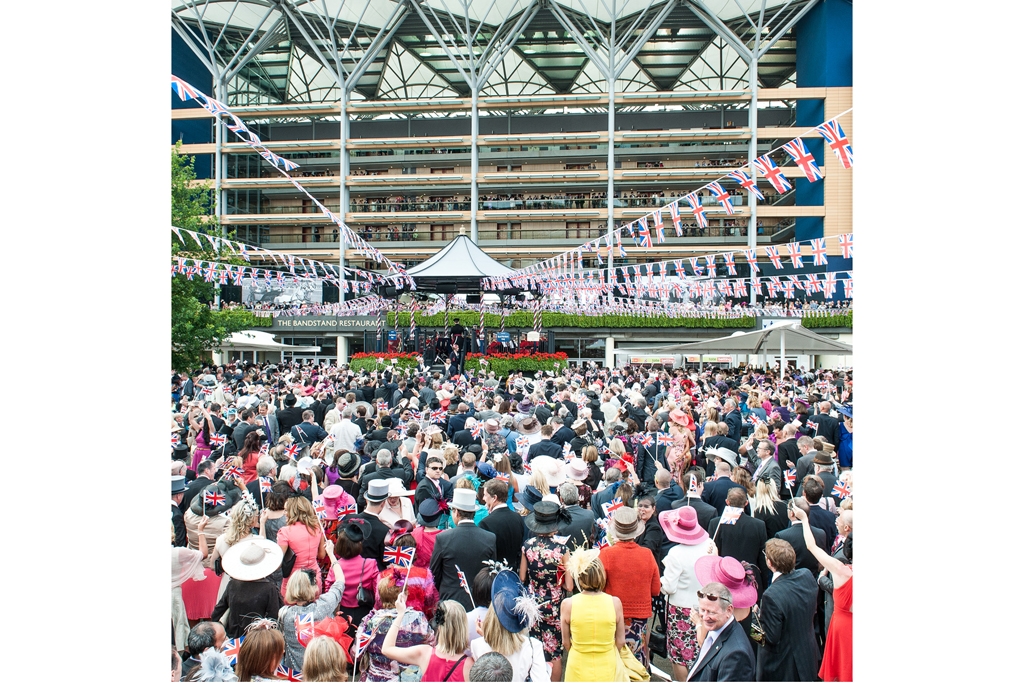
[
  {"xmin": 491, "ymin": 570, "xmax": 536, "ymax": 634},
  {"xmin": 171, "ymin": 475, "xmax": 187, "ymax": 494},
  {"xmin": 513, "ymin": 485, "xmax": 543, "ymax": 512},
  {"xmin": 837, "ymin": 404, "xmax": 853, "ymax": 418}
]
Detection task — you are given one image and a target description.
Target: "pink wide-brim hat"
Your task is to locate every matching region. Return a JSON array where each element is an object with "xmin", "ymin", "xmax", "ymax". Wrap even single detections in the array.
[
  {"xmin": 694, "ymin": 555, "xmax": 759, "ymax": 609},
  {"xmin": 659, "ymin": 506, "xmax": 709, "ymax": 545}
]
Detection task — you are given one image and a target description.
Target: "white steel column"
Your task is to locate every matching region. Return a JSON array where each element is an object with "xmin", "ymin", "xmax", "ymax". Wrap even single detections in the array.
[
  {"xmin": 214, "ymin": 77, "xmax": 226, "ymax": 308},
  {"xmin": 747, "ymin": 59, "xmax": 758, "ymax": 304},
  {"xmin": 471, "ymin": 87, "xmax": 480, "ymax": 242},
  {"xmin": 339, "ymin": 86, "xmax": 348, "ymax": 302}
]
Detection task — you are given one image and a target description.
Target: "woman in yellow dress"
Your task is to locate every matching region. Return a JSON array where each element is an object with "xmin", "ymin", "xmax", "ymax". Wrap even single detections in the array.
[{"xmin": 560, "ymin": 548, "xmax": 628, "ymax": 682}]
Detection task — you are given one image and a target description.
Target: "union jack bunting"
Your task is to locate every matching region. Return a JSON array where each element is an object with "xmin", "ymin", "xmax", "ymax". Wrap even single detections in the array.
[
  {"xmin": 804, "ymin": 273, "xmax": 823, "ymax": 293},
  {"xmin": 734, "ymin": 279, "xmax": 748, "ymax": 297},
  {"xmin": 383, "ymin": 545, "xmax": 415, "ymax": 568},
  {"xmin": 786, "ymin": 242, "xmax": 804, "ymax": 268},
  {"xmin": 688, "ymin": 257, "xmax": 704, "ymax": 277},
  {"xmin": 727, "ymin": 169, "xmax": 764, "ymax": 201},
  {"xmin": 753, "ymin": 155, "xmax": 792, "ymax": 194},
  {"xmin": 685, "ymin": 193, "xmax": 708, "ymax": 228},
  {"xmin": 782, "ymin": 280, "xmax": 795, "ymax": 299},
  {"xmin": 810, "ymin": 238, "xmax": 828, "ymax": 266},
  {"xmin": 616, "ymin": 232, "xmax": 627, "ymax": 258},
  {"xmin": 652, "ymin": 208, "xmax": 666, "ymax": 243},
  {"xmin": 783, "ymin": 138, "xmax": 823, "ymax": 182},
  {"xmin": 720, "ymin": 506, "xmax": 743, "ymax": 525},
  {"xmin": 705, "ymin": 254, "xmax": 717, "ymax": 278},
  {"xmin": 170, "ymin": 75, "xmax": 200, "ymax": 101},
  {"xmin": 707, "ymin": 182, "xmax": 735, "ymax": 215},
  {"xmin": 221, "ymin": 637, "xmax": 243, "ymax": 666},
  {"xmin": 843, "ymin": 276, "xmax": 854, "ymax": 298},
  {"xmin": 667, "ymin": 201, "xmax": 684, "ymax": 236},
  {"xmin": 743, "ymin": 248, "xmax": 760, "ymax": 273},
  {"xmin": 816, "ymin": 119, "xmax": 853, "ymax": 168},
  {"xmin": 823, "ymin": 272, "xmax": 838, "ymax": 298},
  {"xmin": 832, "ymin": 480, "xmax": 852, "ymax": 499},
  {"xmin": 838, "ymin": 233, "xmax": 853, "ymax": 259},
  {"xmin": 765, "ymin": 246, "xmax": 783, "ymax": 270},
  {"xmin": 723, "ymin": 252, "xmax": 737, "ymax": 275},
  {"xmin": 203, "ymin": 489, "xmax": 226, "ymax": 507},
  {"xmin": 637, "ymin": 217, "xmax": 652, "ymax": 248}
]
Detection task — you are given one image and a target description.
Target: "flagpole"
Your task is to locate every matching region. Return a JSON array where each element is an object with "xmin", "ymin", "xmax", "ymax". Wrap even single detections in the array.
[{"xmin": 399, "ymin": 547, "xmax": 417, "ymax": 600}]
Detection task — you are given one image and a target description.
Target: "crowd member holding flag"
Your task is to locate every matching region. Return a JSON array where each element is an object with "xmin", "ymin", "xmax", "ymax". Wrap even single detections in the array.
[
  {"xmin": 278, "ymin": 561, "xmax": 345, "ymax": 675},
  {"xmin": 382, "ymin": 594, "xmax": 474, "ymax": 682},
  {"xmin": 353, "ymin": 567, "xmax": 437, "ymax": 682}
]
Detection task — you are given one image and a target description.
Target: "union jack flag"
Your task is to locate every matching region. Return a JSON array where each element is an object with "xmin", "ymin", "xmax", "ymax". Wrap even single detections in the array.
[
  {"xmin": 456, "ymin": 564, "xmax": 472, "ymax": 594},
  {"xmin": 783, "ymin": 138, "xmax": 823, "ymax": 182},
  {"xmin": 275, "ymin": 665, "xmax": 303, "ymax": 681},
  {"xmin": 734, "ymin": 279, "xmax": 748, "ymax": 297},
  {"xmin": 765, "ymin": 246, "xmax": 783, "ymax": 270},
  {"xmin": 408, "ymin": 409, "xmax": 422, "ymax": 421},
  {"xmin": 616, "ymin": 232, "xmax": 627, "ymax": 258},
  {"xmin": 170, "ymin": 75, "xmax": 200, "ymax": 101},
  {"xmin": 688, "ymin": 474, "xmax": 699, "ymax": 493},
  {"xmin": 295, "ymin": 612, "xmax": 315, "ymax": 640},
  {"xmin": 376, "ymin": 400, "xmax": 388, "ymax": 413},
  {"xmin": 786, "ymin": 242, "xmax": 804, "ymax": 268},
  {"xmin": 638, "ymin": 433, "xmax": 654, "ymax": 448},
  {"xmin": 782, "ymin": 280, "xmax": 795, "ymax": 299},
  {"xmin": 816, "ymin": 119, "xmax": 853, "ymax": 168},
  {"xmin": 748, "ymin": 412, "xmax": 763, "ymax": 427},
  {"xmin": 384, "ymin": 545, "xmax": 415, "ymax": 568},
  {"xmin": 221, "ymin": 637, "xmax": 244, "ymax": 666},
  {"xmin": 516, "ymin": 435, "xmax": 531, "ymax": 453},
  {"xmin": 259, "ymin": 476, "xmax": 274, "ymax": 493},
  {"xmin": 562, "ymin": 442, "xmax": 572, "ymax": 459},
  {"xmin": 431, "ymin": 408, "xmax": 446, "ymax": 424},
  {"xmin": 804, "ymin": 273, "xmax": 823, "ymax": 293},
  {"xmin": 258, "ymin": 443, "xmax": 270, "ymax": 456},
  {"xmin": 753, "ymin": 155, "xmax": 792, "ymax": 194},
  {"xmin": 838, "ymin": 233, "xmax": 853, "ymax": 259},
  {"xmin": 283, "ymin": 443, "xmax": 301, "ymax": 459},
  {"xmin": 727, "ymin": 169, "xmax": 764, "ymax": 201},
  {"xmin": 203, "ymin": 489, "xmax": 226, "ymax": 507},
  {"xmin": 667, "ymin": 201, "xmax": 684, "ymax": 236},
  {"xmin": 843, "ymin": 276, "xmax": 853, "ymax": 299},
  {"xmin": 705, "ymin": 255, "xmax": 717, "ymax": 278},
  {"xmin": 688, "ymin": 257, "xmax": 704, "ymax": 277},
  {"xmin": 171, "ymin": 433, "xmax": 180, "ymax": 447},
  {"xmin": 810, "ymin": 238, "xmax": 828, "ymax": 266},
  {"xmin": 832, "ymin": 480, "xmax": 852, "ymax": 499},
  {"xmin": 596, "ymin": 535, "xmax": 610, "ymax": 549},
  {"xmin": 356, "ymin": 629, "xmax": 373, "ymax": 656},
  {"xmin": 339, "ymin": 501, "xmax": 358, "ymax": 517},
  {"xmin": 470, "ymin": 423, "xmax": 482, "ymax": 439},
  {"xmin": 602, "ymin": 497, "xmax": 624, "ymax": 517},
  {"xmin": 685, "ymin": 193, "xmax": 708, "ymax": 228},
  {"xmin": 806, "ymin": 420, "xmax": 819, "ymax": 432},
  {"xmin": 823, "ymin": 272, "xmax": 838, "ymax": 298},
  {"xmin": 209, "ymin": 433, "xmax": 227, "ymax": 448},
  {"xmin": 722, "ymin": 252, "xmax": 737, "ymax": 276},
  {"xmin": 784, "ymin": 469, "xmax": 797, "ymax": 488},
  {"xmin": 314, "ymin": 500, "xmax": 327, "ymax": 520},
  {"xmin": 720, "ymin": 506, "xmax": 743, "ymax": 525},
  {"xmin": 651, "ymin": 208, "xmax": 666, "ymax": 243},
  {"xmin": 743, "ymin": 248, "xmax": 760, "ymax": 274},
  {"xmin": 707, "ymin": 182, "xmax": 735, "ymax": 215},
  {"xmin": 637, "ymin": 217, "xmax": 652, "ymax": 248}
]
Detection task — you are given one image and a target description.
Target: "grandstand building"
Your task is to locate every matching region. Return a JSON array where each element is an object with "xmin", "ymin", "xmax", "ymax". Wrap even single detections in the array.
[{"xmin": 172, "ymin": 0, "xmax": 853, "ymax": 365}]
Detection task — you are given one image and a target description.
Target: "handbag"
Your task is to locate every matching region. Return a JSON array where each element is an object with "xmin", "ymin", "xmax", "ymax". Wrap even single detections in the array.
[
  {"xmin": 749, "ymin": 604, "xmax": 766, "ymax": 647},
  {"xmin": 282, "ymin": 547, "xmax": 297, "ymax": 577},
  {"xmin": 355, "ymin": 558, "xmax": 374, "ymax": 608}
]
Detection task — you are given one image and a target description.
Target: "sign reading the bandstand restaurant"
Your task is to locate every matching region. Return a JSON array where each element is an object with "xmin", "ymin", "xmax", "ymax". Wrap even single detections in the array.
[{"xmin": 272, "ymin": 316, "xmax": 378, "ymax": 330}]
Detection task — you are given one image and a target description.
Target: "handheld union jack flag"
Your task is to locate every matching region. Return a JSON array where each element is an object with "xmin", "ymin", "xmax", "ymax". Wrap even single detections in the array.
[
  {"xmin": 753, "ymin": 155, "xmax": 792, "ymax": 194},
  {"xmin": 748, "ymin": 412, "xmax": 763, "ymax": 427},
  {"xmin": 637, "ymin": 217, "xmax": 652, "ymax": 248},
  {"xmin": 596, "ymin": 535, "xmax": 610, "ymax": 549},
  {"xmin": 727, "ymin": 169, "xmax": 764, "ymax": 201},
  {"xmin": 667, "ymin": 201, "xmax": 684, "ymax": 236},
  {"xmin": 171, "ymin": 433, "xmax": 180, "ymax": 447},
  {"xmin": 707, "ymin": 182, "xmax": 735, "ymax": 215},
  {"xmin": 455, "ymin": 564, "xmax": 474, "ymax": 605},
  {"xmin": 258, "ymin": 443, "xmax": 270, "ymax": 456},
  {"xmin": 204, "ymin": 489, "xmax": 226, "ymax": 507},
  {"xmin": 602, "ymin": 497, "xmax": 624, "ymax": 517},
  {"xmin": 638, "ymin": 433, "xmax": 654, "ymax": 448},
  {"xmin": 832, "ymin": 480, "xmax": 852, "ymax": 499},
  {"xmin": 720, "ymin": 506, "xmax": 743, "ymax": 525},
  {"xmin": 275, "ymin": 664, "xmax": 303, "ymax": 681},
  {"xmin": 338, "ymin": 501, "xmax": 358, "ymax": 517},
  {"xmin": 314, "ymin": 500, "xmax": 328, "ymax": 520},
  {"xmin": 652, "ymin": 208, "xmax": 666, "ymax": 243},
  {"xmin": 376, "ymin": 400, "xmax": 388, "ymax": 414},
  {"xmin": 295, "ymin": 612, "xmax": 315, "ymax": 640},
  {"xmin": 810, "ymin": 238, "xmax": 828, "ymax": 266},
  {"xmin": 688, "ymin": 474, "xmax": 699, "ymax": 493},
  {"xmin": 516, "ymin": 435, "xmax": 531, "ymax": 454},
  {"xmin": 782, "ymin": 138, "xmax": 823, "ymax": 182},
  {"xmin": 431, "ymin": 408, "xmax": 446, "ymax": 424},
  {"xmin": 765, "ymin": 246, "xmax": 783, "ymax": 270},
  {"xmin": 383, "ymin": 545, "xmax": 415, "ymax": 568},
  {"xmin": 816, "ymin": 119, "xmax": 853, "ymax": 168},
  {"xmin": 259, "ymin": 476, "xmax": 274, "ymax": 493},
  {"xmin": 685, "ymin": 194, "xmax": 708, "ymax": 228},
  {"xmin": 806, "ymin": 420, "xmax": 819, "ymax": 432},
  {"xmin": 209, "ymin": 433, "xmax": 227, "ymax": 448},
  {"xmin": 563, "ymin": 442, "xmax": 572, "ymax": 459},
  {"xmin": 722, "ymin": 252, "xmax": 737, "ymax": 276},
  {"xmin": 784, "ymin": 469, "xmax": 797, "ymax": 488},
  {"xmin": 786, "ymin": 242, "xmax": 804, "ymax": 268},
  {"xmin": 221, "ymin": 637, "xmax": 243, "ymax": 666},
  {"xmin": 470, "ymin": 423, "xmax": 482, "ymax": 439},
  {"xmin": 356, "ymin": 629, "xmax": 374, "ymax": 656},
  {"xmin": 838, "ymin": 233, "xmax": 853, "ymax": 259},
  {"xmin": 283, "ymin": 443, "xmax": 301, "ymax": 459}
]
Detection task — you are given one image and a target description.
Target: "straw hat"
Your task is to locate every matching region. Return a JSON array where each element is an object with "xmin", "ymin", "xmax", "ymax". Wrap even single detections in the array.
[
  {"xmin": 221, "ymin": 537, "xmax": 284, "ymax": 581},
  {"xmin": 609, "ymin": 506, "xmax": 645, "ymax": 541}
]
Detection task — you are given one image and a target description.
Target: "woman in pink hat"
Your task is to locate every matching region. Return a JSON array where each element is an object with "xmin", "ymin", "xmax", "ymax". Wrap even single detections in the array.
[
  {"xmin": 658, "ymin": 505, "xmax": 715, "ymax": 682},
  {"xmin": 692, "ymin": 554, "xmax": 761, "ymax": 653}
]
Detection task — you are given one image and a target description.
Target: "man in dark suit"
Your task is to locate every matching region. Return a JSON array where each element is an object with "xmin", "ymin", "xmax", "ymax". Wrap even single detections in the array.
[
  {"xmin": 708, "ymin": 488, "xmax": 770, "ymax": 594},
  {"xmin": 701, "ymin": 459, "xmax": 746, "ymax": 515},
  {"xmin": 549, "ymin": 416, "xmax": 576, "ymax": 446},
  {"xmin": 181, "ymin": 459, "xmax": 216, "ymax": 512},
  {"xmin": 774, "ymin": 499, "xmax": 827, "ymax": 576},
  {"xmin": 555, "ymin": 482, "xmax": 595, "ymax": 549},
  {"xmin": 756, "ymin": 539, "xmax": 820, "ymax": 682},
  {"xmin": 358, "ymin": 449, "xmax": 413, "ymax": 510},
  {"xmin": 430, "ymin": 489, "xmax": 497, "ymax": 611},
  {"xmin": 414, "ymin": 453, "xmax": 454, "ymax": 514},
  {"xmin": 171, "ymin": 476, "xmax": 188, "ymax": 547},
  {"xmin": 479, "ymin": 479, "xmax": 526, "ymax": 568},
  {"xmin": 687, "ymin": 582, "xmax": 756, "ymax": 681},
  {"xmin": 231, "ymin": 409, "xmax": 259, "ymax": 451},
  {"xmin": 702, "ymin": 423, "xmax": 740, "ymax": 457},
  {"xmin": 810, "ymin": 402, "xmax": 841, "ymax": 448},
  {"xmin": 275, "ymin": 394, "xmax": 305, "ymax": 436},
  {"xmin": 451, "ymin": 417, "xmax": 484, "ymax": 450},
  {"xmin": 722, "ymin": 399, "xmax": 743, "ymax": 444},
  {"xmin": 526, "ymin": 424, "xmax": 564, "ymax": 459},
  {"xmin": 355, "ymin": 480, "xmax": 392, "ymax": 569},
  {"xmin": 672, "ymin": 471, "xmax": 718, "ymax": 533},
  {"xmin": 592, "ymin": 468, "xmax": 628, "ymax": 519},
  {"xmin": 653, "ymin": 469, "xmax": 684, "ymax": 516},
  {"xmin": 801, "ymin": 476, "xmax": 838, "ymax": 550},
  {"xmin": 446, "ymin": 403, "xmax": 473, "ymax": 438}
]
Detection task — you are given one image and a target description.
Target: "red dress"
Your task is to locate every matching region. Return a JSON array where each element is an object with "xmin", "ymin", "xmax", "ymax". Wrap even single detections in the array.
[
  {"xmin": 819, "ymin": 570, "xmax": 852, "ymax": 682},
  {"xmin": 421, "ymin": 650, "xmax": 468, "ymax": 682}
]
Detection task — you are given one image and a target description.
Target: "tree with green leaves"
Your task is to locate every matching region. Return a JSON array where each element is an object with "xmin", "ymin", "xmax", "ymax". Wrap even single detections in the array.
[{"xmin": 171, "ymin": 142, "xmax": 254, "ymax": 372}]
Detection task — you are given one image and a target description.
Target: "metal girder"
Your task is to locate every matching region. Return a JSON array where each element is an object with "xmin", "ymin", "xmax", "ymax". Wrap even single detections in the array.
[
  {"xmin": 685, "ymin": 0, "xmax": 753, "ymax": 63},
  {"xmin": 753, "ymin": 0, "xmax": 818, "ymax": 59}
]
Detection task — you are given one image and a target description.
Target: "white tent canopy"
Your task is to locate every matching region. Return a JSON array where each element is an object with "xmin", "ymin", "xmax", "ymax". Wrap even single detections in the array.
[
  {"xmin": 624, "ymin": 323, "xmax": 852, "ymax": 355},
  {"xmin": 217, "ymin": 330, "xmax": 320, "ymax": 354},
  {"xmin": 405, "ymin": 235, "xmax": 514, "ymax": 279}
]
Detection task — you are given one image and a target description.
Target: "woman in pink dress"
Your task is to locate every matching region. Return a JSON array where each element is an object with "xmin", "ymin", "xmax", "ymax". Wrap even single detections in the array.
[
  {"xmin": 381, "ymin": 594, "xmax": 473, "ymax": 682},
  {"xmin": 276, "ymin": 495, "xmax": 327, "ymax": 599}
]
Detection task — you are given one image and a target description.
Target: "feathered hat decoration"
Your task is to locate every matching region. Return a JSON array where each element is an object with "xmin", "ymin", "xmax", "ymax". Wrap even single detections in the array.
[
  {"xmin": 196, "ymin": 650, "xmax": 237, "ymax": 682},
  {"xmin": 481, "ymin": 558, "xmax": 512, "ymax": 576},
  {"xmin": 564, "ymin": 547, "xmax": 602, "ymax": 585}
]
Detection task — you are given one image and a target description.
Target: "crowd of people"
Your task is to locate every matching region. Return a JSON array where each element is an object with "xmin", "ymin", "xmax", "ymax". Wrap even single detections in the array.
[{"xmin": 171, "ymin": 359, "xmax": 853, "ymax": 682}]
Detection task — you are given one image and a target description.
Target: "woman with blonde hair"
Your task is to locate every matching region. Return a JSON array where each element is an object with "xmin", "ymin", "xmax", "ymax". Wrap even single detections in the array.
[
  {"xmin": 302, "ymin": 636, "xmax": 348, "ymax": 682},
  {"xmin": 382, "ymin": 596, "xmax": 473, "ymax": 682},
  {"xmin": 560, "ymin": 549, "xmax": 631, "ymax": 682},
  {"xmin": 209, "ymin": 494, "xmax": 260, "ymax": 601},
  {"xmin": 442, "ymin": 444, "xmax": 461, "ymax": 479},
  {"xmin": 581, "ymin": 445, "xmax": 602, "ymax": 490},
  {"xmin": 751, "ymin": 477, "xmax": 789, "ymax": 538},
  {"xmin": 276, "ymin": 496, "xmax": 327, "ymax": 599},
  {"xmin": 470, "ymin": 571, "xmax": 549, "ymax": 682}
]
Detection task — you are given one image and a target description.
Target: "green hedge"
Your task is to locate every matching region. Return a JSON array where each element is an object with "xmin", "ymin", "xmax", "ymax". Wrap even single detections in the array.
[
  {"xmin": 348, "ymin": 354, "xmax": 420, "ymax": 373},
  {"xmin": 800, "ymin": 312, "xmax": 852, "ymax": 329},
  {"xmin": 240, "ymin": 312, "xmax": 274, "ymax": 328},
  {"xmin": 464, "ymin": 355, "xmax": 565, "ymax": 376},
  {"xmin": 387, "ymin": 311, "xmax": 757, "ymax": 329}
]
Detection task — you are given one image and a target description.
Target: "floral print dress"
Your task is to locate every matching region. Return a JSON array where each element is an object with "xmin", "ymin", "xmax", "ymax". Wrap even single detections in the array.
[{"xmin": 523, "ymin": 534, "xmax": 568, "ymax": 661}]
